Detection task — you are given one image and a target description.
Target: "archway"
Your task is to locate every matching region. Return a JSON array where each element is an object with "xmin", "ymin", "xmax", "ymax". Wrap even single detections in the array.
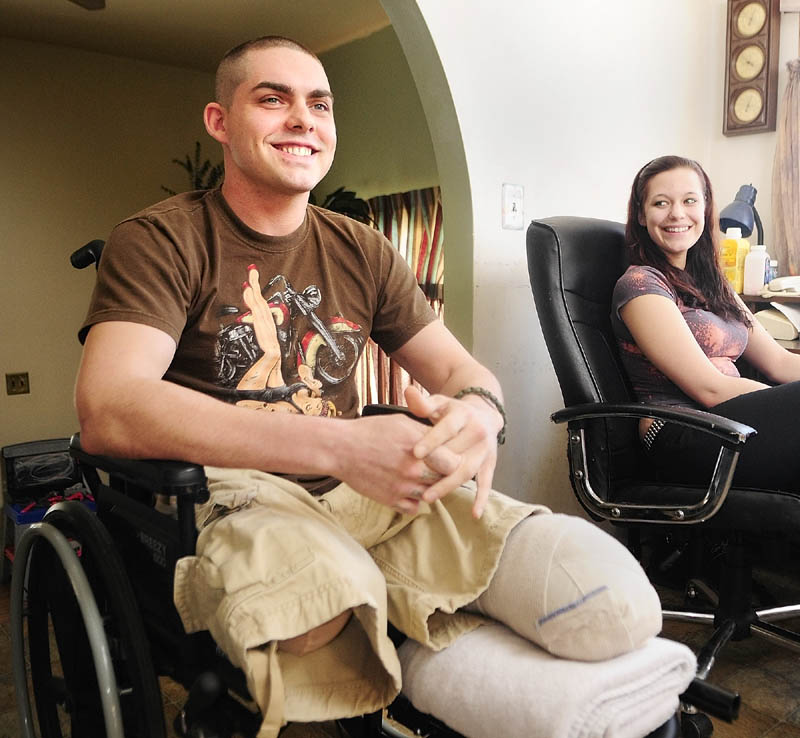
[{"xmin": 380, "ymin": 1, "xmax": 475, "ymax": 348}]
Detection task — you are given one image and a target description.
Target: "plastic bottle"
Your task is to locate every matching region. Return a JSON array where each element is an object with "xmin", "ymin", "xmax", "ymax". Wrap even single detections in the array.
[
  {"xmin": 720, "ymin": 227, "xmax": 750, "ymax": 293},
  {"xmin": 743, "ymin": 243, "xmax": 768, "ymax": 295}
]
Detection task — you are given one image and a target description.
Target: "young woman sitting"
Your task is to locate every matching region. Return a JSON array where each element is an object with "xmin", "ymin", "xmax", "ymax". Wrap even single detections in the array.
[{"xmin": 611, "ymin": 154, "xmax": 800, "ymax": 492}]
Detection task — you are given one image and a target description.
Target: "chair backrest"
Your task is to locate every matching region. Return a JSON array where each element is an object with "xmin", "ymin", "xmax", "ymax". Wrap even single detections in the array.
[
  {"xmin": 526, "ymin": 216, "xmax": 633, "ymax": 406},
  {"xmin": 526, "ymin": 216, "xmax": 645, "ymax": 503}
]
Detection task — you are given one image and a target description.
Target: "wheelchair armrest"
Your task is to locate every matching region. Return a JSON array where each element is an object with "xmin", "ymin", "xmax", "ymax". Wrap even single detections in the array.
[
  {"xmin": 361, "ymin": 403, "xmax": 433, "ymax": 426},
  {"xmin": 549, "ymin": 403, "xmax": 756, "ymax": 525},
  {"xmin": 551, "ymin": 402, "xmax": 755, "ymax": 447},
  {"xmin": 70, "ymin": 405, "xmax": 426, "ymax": 510},
  {"xmin": 69, "ymin": 433, "xmax": 208, "ymax": 498},
  {"xmin": 70, "ymin": 406, "xmax": 424, "ymax": 493}
]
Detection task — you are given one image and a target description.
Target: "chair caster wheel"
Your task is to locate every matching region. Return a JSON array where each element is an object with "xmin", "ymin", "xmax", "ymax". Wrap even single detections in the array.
[{"xmin": 681, "ymin": 711, "xmax": 713, "ymax": 738}]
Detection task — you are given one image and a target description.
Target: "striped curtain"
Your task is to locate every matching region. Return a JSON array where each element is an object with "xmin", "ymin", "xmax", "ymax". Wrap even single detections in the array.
[
  {"xmin": 771, "ymin": 58, "xmax": 800, "ymax": 276},
  {"xmin": 355, "ymin": 186, "xmax": 444, "ymax": 408}
]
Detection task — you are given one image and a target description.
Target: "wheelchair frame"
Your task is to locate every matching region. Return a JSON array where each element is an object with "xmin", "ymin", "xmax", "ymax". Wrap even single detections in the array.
[
  {"xmin": 10, "ymin": 434, "xmax": 474, "ymax": 738},
  {"xmin": 9, "ymin": 434, "xmax": 701, "ymax": 738}
]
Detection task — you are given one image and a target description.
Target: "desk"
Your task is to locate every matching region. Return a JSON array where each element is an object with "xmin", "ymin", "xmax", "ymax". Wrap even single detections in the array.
[{"xmin": 742, "ymin": 293, "xmax": 800, "ymax": 354}]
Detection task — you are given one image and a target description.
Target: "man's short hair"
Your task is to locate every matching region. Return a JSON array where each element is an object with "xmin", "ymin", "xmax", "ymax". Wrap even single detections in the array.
[{"xmin": 215, "ymin": 36, "xmax": 322, "ymax": 107}]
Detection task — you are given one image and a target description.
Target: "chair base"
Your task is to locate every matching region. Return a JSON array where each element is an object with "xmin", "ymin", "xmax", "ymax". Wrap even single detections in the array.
[
  {"xmin": 653, "ymin": 527, "xmax": 800, "ymax": 669},
  {"xmin": 663, "ymin": 608, "xmax": 800, "ymax": 676},
  {"xmin": 662, "ymin": 541, "xmax": 800, "ymax": 662}
]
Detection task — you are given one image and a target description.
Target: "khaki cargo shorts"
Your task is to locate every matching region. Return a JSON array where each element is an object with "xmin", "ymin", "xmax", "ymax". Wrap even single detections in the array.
[{"xmin": 174, "ymin": 467, "xmax": 541, "ymax": 735}]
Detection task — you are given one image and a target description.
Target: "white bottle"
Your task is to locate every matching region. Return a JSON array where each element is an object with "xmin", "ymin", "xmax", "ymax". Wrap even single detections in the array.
[{"xmin": 743, "ymin": 243, "xmax": 769, "ymax": 295}]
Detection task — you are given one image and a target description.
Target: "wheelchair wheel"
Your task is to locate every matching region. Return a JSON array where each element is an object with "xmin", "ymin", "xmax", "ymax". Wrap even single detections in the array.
[{"xmin": 23, "ymin": 501, "xmax": 166, "ymax": 737}]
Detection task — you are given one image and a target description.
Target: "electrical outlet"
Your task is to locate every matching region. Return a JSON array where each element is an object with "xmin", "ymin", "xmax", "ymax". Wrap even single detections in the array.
[{"xmin": 6, "ymin": 372, "xmax": 30, "ymax": 395}]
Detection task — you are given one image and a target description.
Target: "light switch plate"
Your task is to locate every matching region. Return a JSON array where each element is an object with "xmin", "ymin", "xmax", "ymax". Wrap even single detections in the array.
[{"xmin": 502, "ymin": 183, "xmax": 524, "ymax": 230}]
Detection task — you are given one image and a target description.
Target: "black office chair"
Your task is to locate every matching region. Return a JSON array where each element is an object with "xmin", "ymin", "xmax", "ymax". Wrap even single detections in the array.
[{"xmin": 526, "ymin": 215, "xmax": 800, "ymax": 731}]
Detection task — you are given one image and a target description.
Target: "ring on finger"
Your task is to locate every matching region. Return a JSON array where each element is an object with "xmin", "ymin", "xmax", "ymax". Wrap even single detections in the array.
[
  {"xmin": 409, "ymin": 489, "xmax": 425, "ymax": 500},
  {"xmin": 420, "ymin": 468, "xmax": 441, "ymax": 483}
]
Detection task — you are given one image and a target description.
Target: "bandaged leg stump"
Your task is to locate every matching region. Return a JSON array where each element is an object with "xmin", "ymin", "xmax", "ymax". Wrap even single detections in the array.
[{"xmin": 471, "ymin": 513, "xmax": 663, "ymax": 661}]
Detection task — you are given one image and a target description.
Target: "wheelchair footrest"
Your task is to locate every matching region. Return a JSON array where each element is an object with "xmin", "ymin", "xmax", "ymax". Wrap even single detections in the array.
[{"xmin": 175, "ymin": 678, "xmax": 261, "ymax": 738}]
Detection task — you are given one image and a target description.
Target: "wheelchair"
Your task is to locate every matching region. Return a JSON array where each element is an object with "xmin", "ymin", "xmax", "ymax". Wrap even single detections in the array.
[
  {"xmin": 8, "ymin": 240, "xmax": 726, "ymax": 737},
  {"xmin": 12, "ymin": 437, "xmax": 478, "ymax": 737},
  {"xmin": 16, "ymin": 433, "xmax": 715, "ymax": 738}
]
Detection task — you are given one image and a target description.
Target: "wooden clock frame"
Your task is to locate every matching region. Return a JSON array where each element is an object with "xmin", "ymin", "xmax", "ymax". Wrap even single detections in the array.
[{"xmin": 723, "ymin": 0, "xmax": 781, "ymax": 136}]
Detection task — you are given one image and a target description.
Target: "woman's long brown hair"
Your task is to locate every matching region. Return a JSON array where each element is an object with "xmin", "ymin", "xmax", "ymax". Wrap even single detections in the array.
[{"xmin": 626, "ymin": 155, "xmax": 750, "ymax": 325}]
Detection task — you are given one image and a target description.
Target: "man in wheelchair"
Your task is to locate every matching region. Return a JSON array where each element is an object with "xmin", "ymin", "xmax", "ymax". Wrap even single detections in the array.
[{"xmin": 73, "ymin": 36, "xmax": 668, "ymax": 736}]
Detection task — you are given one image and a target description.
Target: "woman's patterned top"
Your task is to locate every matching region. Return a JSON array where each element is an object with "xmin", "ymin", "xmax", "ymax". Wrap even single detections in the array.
[{"xmin": 611, "ymin": 265, "xmax": 748, "ymax": 408}]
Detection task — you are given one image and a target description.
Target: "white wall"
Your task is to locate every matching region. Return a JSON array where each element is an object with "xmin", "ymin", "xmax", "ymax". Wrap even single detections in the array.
[
  {"xmin": 707, "ymin": 3, "xmax": 800, "ymax": 247},
  {"xmin": 389, "ymin": 0, "xmax": 798, "ymax": 513}
]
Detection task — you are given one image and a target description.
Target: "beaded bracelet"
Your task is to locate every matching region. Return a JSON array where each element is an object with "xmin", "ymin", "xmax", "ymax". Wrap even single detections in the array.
[{"xmin": 453, "ymin": 386, "xmax": 507, "ymax": 445}]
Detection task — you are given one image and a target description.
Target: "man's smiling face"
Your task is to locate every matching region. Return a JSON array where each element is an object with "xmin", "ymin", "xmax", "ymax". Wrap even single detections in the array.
[{"xmin": 221, "ymin": 45, "xmax": 336, "ymax": 198}]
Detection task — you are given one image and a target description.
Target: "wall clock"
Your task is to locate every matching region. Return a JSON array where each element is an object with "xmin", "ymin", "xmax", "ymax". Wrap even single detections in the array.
[{"xmin": 723, "ymin": 0, "xmax": 781, "ymax": 136}]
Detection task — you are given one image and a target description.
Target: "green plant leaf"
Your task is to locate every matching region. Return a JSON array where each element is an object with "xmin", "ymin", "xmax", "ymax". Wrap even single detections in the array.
[{"xmin": 162, "ymin": 141, "xmax": 225, "ymax": 193}]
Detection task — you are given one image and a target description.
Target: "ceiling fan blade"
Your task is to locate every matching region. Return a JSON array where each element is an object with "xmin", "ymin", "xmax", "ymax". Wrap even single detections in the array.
[{"xmin": 67, "ymin": 0, "xmax": 106, "ymax": 9}]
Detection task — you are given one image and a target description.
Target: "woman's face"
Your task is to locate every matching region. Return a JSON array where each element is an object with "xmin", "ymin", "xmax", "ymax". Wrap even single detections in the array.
[{"xmin": 638, "ymin": 167, "xmax": 706, "ymax": 269}]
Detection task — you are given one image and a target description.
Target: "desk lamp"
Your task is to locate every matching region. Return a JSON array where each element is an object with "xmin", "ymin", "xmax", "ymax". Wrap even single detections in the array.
[{"xmin": 719, "ymin": 184, "xmax": 764, "ymax": 245}]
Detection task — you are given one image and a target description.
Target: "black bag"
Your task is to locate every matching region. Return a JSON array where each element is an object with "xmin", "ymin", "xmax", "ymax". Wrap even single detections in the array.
[{"xmin": 2, "ymin": 438, "xmax": 83, "ymax": 506}]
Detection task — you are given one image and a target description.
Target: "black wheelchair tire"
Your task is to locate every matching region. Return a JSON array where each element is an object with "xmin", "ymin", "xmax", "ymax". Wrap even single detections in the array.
[{"xmin": 25, "ymin": 501, "xmax": 166, "ymax": 738}]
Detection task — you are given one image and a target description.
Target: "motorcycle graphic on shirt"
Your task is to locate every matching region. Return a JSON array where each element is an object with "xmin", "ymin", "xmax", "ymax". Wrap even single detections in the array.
[{"xmin": 215, "ymin": 266, "xmax": 364, "ymax": 416}]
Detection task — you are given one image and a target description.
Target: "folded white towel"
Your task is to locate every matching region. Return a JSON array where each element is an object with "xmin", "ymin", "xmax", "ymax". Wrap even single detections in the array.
[{"xmin": 398, "ymin": 624, "xmax": 696, "ymax": 738}]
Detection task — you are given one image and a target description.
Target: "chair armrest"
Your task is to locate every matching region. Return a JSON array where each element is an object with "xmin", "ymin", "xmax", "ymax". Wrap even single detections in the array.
[
  {"xmin": 69, "ymin": 434, "xmax": 208, "ymax": 499},
  {"xmin": 549, "ymin": 403, "xmax": 756, "ymax": 525},
  {"xmin": 361, "ymin": 403, "xmax": 433, "ymax": 426},
  {"xmin": 70, "ymin": 406, "xmax": 427, "ymax": 497},
  {"xmin": 551, "ymin": 402, "xmax": 756, "ymax": 447}
]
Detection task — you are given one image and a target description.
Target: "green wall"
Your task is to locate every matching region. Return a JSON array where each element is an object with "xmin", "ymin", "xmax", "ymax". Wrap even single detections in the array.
[
  {"xmin": 0, "ymin": 28, "xmax": 439, "ymax": 450},
  {"xmin": 317, "ymin": 26, "xmax": 439, "ymax": 201},
  {"xmin": 0, "ymin": 38, "xmax": 213, "ymax": 450}
]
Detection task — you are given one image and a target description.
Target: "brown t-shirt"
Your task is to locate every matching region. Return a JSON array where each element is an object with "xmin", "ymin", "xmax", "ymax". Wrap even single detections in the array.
[{"xmin": 81, "ymin": 189, "xmax": 436, "ymax": 470}]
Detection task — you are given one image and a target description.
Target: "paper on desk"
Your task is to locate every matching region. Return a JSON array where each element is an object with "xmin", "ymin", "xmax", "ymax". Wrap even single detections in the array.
[{"xmin": 769, "ymin": 301, "xmax": 800, "ymax": 331}]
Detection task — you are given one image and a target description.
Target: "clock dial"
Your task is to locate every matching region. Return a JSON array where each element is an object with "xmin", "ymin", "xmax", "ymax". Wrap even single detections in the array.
[
  {"xmin": 733, "ymin": 87, "xmax": 763, "ymax": 123},
  {"xmin": 734, "ymin": 44, "xmax": 765, "ymax": 80},
  {"xmin": 736, "ymin": 1, "xmax": 767, "ymax": 37}
]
